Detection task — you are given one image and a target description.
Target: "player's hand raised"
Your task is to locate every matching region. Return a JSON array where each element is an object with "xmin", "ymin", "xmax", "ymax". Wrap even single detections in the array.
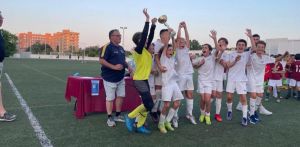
[
  {"xmin": 143, "ymin": 8, "xmax": 149, "ymax": 21},
  {"xmin": 151, "ymin": 17, "xmax": 157, "ymax": 24},
  {"xmin": 209, "ymin": 30, "xmax": 217, "ymax": 40},
  {"xmin": 245, "ymin": 29, "xmax": 252, "ymax": 38}
]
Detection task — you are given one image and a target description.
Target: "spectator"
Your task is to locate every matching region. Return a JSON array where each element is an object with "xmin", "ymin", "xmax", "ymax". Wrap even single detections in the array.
[{"xmin": 0, "ymin": 11, "xmax": 16, "ymax": 122}]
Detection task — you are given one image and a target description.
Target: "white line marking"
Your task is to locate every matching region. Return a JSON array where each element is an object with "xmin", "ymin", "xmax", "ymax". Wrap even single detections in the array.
[{"xmin": 5, "ymin": 73, "xmax": 53, "ymax": 147}]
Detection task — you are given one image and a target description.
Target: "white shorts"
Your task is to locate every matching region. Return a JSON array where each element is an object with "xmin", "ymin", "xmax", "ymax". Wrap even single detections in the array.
[
  {"xmin": 213, "ymin": 80, "xmax": 223, "ymax": 92},
  {"xmin": 226, "ymin": 81, "xmax": 247, "ymax": 94},
  {"xmin": 197, "ymin": 80, "xmax": 214, "ymax": 94},
  {"xmin": 268, "ymin": 79, "xmax": 282, "ymax": 87},
  {"xmin": 289, "ymin": 79, "xmax": 300, "ymax": 87},
  {"xmin": 103, "ymin": 79, "xmax": 125, "ymax": 101},
  {"xmin": 148, "ymin": 75, "xmax": 156, "ymax": 96},
  {"xmin": 154, "ymin": 72, "xmax": 162, "ymax": 86},
  {"xmin": 162, "ymin": 83, "xmax": 184, "ymax": 102},
  {"xmin": 177, "ymin": 74, "xmax": 194, "ymax": 91},
  {"xmin": 247, "ymin": 80, "xmax": 264, "ymax": 93}
]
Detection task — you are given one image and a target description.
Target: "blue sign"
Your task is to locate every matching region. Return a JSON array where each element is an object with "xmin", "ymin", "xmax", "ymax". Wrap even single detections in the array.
[{"xmin": 91, "ymin": 80, "xmax": 99, "ymax": 96}]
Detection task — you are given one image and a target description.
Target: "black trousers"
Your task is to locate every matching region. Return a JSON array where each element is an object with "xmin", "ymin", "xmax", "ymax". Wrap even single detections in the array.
[{"xmin": 133, "ymin": 80, "xmax": 154, "ymax": 112}]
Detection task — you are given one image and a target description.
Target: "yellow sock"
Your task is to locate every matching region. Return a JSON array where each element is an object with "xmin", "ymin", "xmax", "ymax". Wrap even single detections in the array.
[
  {"xmin": 128, "ymin": 104, "xmax": 146, "ymax": 118},
  {"xmin": 137, "ymin": 111, "xmax": 148, "ymax": 128}
]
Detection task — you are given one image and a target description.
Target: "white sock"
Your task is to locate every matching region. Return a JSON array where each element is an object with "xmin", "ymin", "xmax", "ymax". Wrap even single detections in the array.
[
  {"xmin": 166, "ymin": 108, "xmax": 176, "ymax": 122},
  {"xmin": 242, "ymin": 105, "xmax": 248, "ymax": 118},
  {"xmin": 227, "ymin": 102, "xmax": 233, "ymax": 112},
  {"xmin": 174, "ymin": 106, "xmax": 179, "ymax": 118},
  {"xmin": 249, "ymin": 98, "xmax": 256, "ymax": 115},
  {"xmin": 156, "ymin": 90, "xmax": 162, "ymax": 100},
  {"xmin": 205, "ymin": 112, "xmax": 210, "ymax": 116},
  {"xmin": 273, "ymin": 87, "xmax": 278, "ymax": 97},
  {"xmin": 200, "ymin": 109, "xmax": 205, "ymax": 115},
  {"xmin": 174, "ymin": 107, "xmax": 180, "ymax": 119},
  {"xmin": 215, "ymin": 98, "xmax": 222, "ymax": 115},
  {"xmin": 135, "ymin": 117, "xmax": 139, "ymax": 123},
  {"xmin": 237, "ymin": 102, "xmax": 242, "ymax": 108},
  {"xmin": 156, "ymin": 89, "xmax": 164, "ymax": 111},
  {"xmin": 159, "ymin": 114, "xmax": 166, "ymax": 124},
  {"xmin": 159, "ymin": 100, "xmax": 164, "ymax": 112},
  {"xmin": 151, "ymin": 99, "xmax": 158, "ymax": 112},
  {"xmin": 186, "ymin": 99, "xmax": 194, "ymax": 116},
  {"xmin": 255, "ymin": 97, "xmax": 262, "ymax": 111}
]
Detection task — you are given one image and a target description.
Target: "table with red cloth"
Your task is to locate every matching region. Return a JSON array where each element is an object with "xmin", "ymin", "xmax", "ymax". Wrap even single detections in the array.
[{"xmin": 65, "ymin": 76, "xmax": 142, "ymax": 119}]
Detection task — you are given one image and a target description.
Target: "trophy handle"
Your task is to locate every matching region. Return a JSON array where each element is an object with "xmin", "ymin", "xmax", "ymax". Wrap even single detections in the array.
[{"xmin": 164, "ymin": 22, "xmax": 170, "ymax": 28}]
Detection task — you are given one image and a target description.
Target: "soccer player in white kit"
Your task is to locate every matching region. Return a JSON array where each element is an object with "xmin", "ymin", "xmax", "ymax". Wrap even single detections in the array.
[
  {"xmin": 236, "ymin": 34, "xmax": 273, "ymax": 116},
  {"xmin": 148, "ymin": 42, "xmax": 160, "ymax": 123},
  {"xmin": 193, "ymin": 43, "xmax": 220, "ymax": 125},
  {"xmin": 225, "ymin": 29, "xmax": 256, "ymax": 126},
  {"xmin": 158, "ymin": 41, "xmax": 184, "ymax": 134},
  {"xmin": 174, "ymin": 21, "xmax": 197, "ymax": 125},
  {"xmin": 153, "ymin": 30, "xmax": 171, "ymax": 117},
  {"xmin": 209, "ymin": 30, "xmax": 228, "ymax": 122},
  {"xmin": 246, "ymin": 40, "xmax": 289, "ymax": 124}
]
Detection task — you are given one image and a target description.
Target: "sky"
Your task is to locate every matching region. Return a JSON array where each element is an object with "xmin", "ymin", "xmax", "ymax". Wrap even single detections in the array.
[{"xmin": 1, "ymin": 0, "xmax": 300, "ymax": 50}]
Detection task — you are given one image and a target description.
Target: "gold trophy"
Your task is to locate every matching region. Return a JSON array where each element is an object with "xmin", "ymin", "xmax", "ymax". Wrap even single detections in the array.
[{"xmin": 158, "ymin": 15, "xmax": 176, "ymax": 37}]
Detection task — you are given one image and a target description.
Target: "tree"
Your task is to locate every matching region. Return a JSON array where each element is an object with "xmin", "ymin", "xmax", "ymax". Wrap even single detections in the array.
[
  {"xmin": 84, "ymin": 46, "xmax": 99, "ymax": 57},
  {"xmin": 26, "ymin": 42, "xmax": 53, "ymax": 54},
  {"xmin": 189, "ymin": 39, "xmax": 202, "ymax": 50},
  {"xmin": 1, "ymin": 29, "xmax": 18, "ymax": 56}
]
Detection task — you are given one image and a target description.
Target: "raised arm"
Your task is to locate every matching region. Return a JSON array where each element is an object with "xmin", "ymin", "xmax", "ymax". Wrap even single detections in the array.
[
  {"xmin": 182, "ymin": 22, "xmax": 190, "ymax": 48},
  {"xmin": 146, "ymin": 18, "xmax": 157, "ymax": 49},
  {"xmin": 209, "ymin": 30, "xmax": 221, "ymax": 53},
  {"xmin": 155, "ymin": 54, "xmax": 163, "ymax": 72},
  {"xmin": 135, "ymin": 8, "xmax": 150, "ymax": 54},
  {"xmin": 245, "ymin": 29, "xmax": 256, "ymax": 52},
  {"xmin": 169, "ymin": 28, "xmax": 177, "ymax": 49},
  {"xmin": 171, "ymin": 35, "xmax": 176, "ymax": 50},
  {"xmin": 176, "ymin": 22, "xmax": 182, "ymax": 41}
]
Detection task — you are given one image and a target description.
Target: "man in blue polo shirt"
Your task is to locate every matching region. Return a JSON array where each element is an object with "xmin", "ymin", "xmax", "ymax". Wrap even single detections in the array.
[
  {"xmin": 100, "ymin": 29, "xmax": 129, "ymax": 127},
  {"xmin": 0, "ymin": 11, "xmax": 16, "ymax": 122}
]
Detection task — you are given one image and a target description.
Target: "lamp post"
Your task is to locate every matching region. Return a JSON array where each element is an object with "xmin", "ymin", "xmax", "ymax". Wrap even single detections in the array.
[
  {"xmin": 80, "ymin": 42, "xmax": 87, "ymax": 63},
  {"xmin": 120, "ymin": 26, "xmax": 127, "ymax": 47}
]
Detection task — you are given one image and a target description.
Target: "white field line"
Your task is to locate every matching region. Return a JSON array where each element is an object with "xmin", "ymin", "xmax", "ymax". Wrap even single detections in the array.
[{"xmin": 5, "ymin": 73, "xmax": 53, "ymax": 147}]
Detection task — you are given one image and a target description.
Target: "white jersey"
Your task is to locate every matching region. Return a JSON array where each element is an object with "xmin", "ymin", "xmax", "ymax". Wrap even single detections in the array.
[
  {"xmin": 153, "ymin": 39, "xmax": 164, "ymax": 74},
  {"xmin": 175, "ymin": 47, "xmax": 194, "ymax": 75},
  {"xmin": 227, "ymin": 51, "xmax": 251, "ymax": 82},
  {"xmin": 154, "ymin": 39, "xmax": 164, "ymax": 55},
  {"xmin": 148, "ymin": 56, "xmax": 156, "ymax": 82},
  {"xmin": 247, "ymin": 54, "xmax": 275, "ymax": 85},
  {"xmin": 213, "ymin": 49, "xmax": 227, "ymax": 81},
  {"xmin": 160, "ymin": 53, "xmax": 179, "ymax": 86},
  {"xmin": 193, "ymin": 53, "xmax": 216, "ymax": 81}
]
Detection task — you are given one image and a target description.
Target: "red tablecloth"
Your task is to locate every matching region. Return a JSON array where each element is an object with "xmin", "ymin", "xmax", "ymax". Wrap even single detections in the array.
[{"xmin": 65, "ymin": 76, "xmax": 141, "ymax": 119}]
